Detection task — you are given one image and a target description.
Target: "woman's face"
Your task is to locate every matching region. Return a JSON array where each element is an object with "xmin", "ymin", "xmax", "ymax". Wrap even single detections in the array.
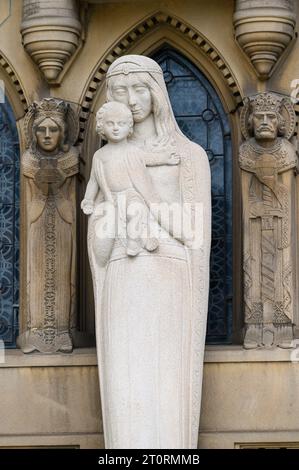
[
  {"xmin": 109, "ymin": 75, "xmax": 152, "ymax": 123},
  {"xmin": 35, "ymin": 117, "xmax": 62, "ymax": 152}
]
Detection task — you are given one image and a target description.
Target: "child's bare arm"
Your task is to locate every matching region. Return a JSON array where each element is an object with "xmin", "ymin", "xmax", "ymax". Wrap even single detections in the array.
[
  {"xmin": 81, "ymin": 154, "xmax": 100, "ymax": 214},
  {"xmin": 144, "ymin": 151, "xmax": 180, "ymax": 167}
]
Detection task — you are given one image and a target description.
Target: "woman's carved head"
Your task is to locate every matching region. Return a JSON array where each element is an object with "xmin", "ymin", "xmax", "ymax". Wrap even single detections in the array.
[{"xmin": 106, "ymin": 55, "xmax": 180, "ymax": 139}]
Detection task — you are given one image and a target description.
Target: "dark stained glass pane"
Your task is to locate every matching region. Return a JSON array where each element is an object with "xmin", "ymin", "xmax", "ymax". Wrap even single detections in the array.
[
  {"xmin": 0, "ymin": 99, "xmax": 19, "ymax": 347},
  {"xmin": 152, "ymin": 48, "xmax": 233, "ymax": 343}
]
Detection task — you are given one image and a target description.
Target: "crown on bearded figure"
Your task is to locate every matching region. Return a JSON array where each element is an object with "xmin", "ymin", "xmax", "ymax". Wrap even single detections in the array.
[{"xmin": 249, "ymin": 93, "xmax": 283, "ymax": 114}]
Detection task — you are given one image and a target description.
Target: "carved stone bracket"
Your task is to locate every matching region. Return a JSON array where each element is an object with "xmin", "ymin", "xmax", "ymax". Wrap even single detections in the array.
[
  {"xmin": 21, "ymin": 0, "xmax": 82, "ymax": 84},
  {"xmin": 234, "ymin": 0, "xmax": 296, "ymax": 80}
]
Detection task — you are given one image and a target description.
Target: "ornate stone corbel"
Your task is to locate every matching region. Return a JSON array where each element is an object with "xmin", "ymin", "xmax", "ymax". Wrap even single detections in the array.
[
  {"xmin": 233, "ymin": 0, "xmax": 296, "ymax": 79},
  {"xmin": 18, "ymin": 98, "xmax": 79, "ymax": 353},
  {"xmin": 21, "ymin": 0, "xmax": 82, "ymax": 83},
  {"xmin": 239, "ymin": 92, "xmax": 298, "ymax": 349}
]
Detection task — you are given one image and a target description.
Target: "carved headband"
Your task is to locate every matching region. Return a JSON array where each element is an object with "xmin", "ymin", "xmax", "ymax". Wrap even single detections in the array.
[{"xmin": 106, "ymin": 64, "xmax": 163, "ymax": 78}]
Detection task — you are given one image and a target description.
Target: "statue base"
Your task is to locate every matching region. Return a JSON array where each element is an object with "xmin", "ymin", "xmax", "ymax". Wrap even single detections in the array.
[{"xmin": 244, "ymin": 323, "xmax": 294, "ymax": 349}]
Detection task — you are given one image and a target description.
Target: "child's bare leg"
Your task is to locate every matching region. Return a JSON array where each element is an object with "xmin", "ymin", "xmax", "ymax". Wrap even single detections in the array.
[{"xmin": 126, "ymin": 216, "xmax": 142, "ymax": 256}]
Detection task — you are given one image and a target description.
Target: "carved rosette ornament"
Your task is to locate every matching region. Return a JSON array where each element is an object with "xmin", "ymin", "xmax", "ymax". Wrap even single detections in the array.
[
  {"xmin": 18, "ymin": 98, "xmax": 79, "ymax": 353},
  {"xmin": 21, "ymin": 0, "xmax": 82, "ymax": 83},
  {"xmin": 239, "ymin": 92, "xmax": 298, "ymax": 349},
  {"xmin": 234, "ymin": 0, "xmax": 296, "ymax": 79}
]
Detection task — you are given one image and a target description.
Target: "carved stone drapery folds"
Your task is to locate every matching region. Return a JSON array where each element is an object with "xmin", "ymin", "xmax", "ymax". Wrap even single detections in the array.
[
  {"xmin": 84, "ymin": 55, "xmax": 211, "ymax": 448},
  {"xmin": 239, "ymin": 92, "xmax": 298, "ymax": 349},
  {"xmin": 18, "ymin": 98, "xmax": 79, "ymax": 353},
  {"xmin": 21, "ymin": 0, "xmax": 82, "ymax": 83},
  {"xmin": 233, "ymin": 0, "xmax": 296, "ymax": 79}
]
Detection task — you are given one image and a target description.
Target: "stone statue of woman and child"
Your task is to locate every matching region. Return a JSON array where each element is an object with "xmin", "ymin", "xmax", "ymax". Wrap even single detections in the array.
[{"xmin": 82, "ymin": 55, "xmax": 211, "ymax": 449}]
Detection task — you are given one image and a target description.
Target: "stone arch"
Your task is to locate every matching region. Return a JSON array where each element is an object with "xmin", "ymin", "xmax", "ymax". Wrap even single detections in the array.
[
  {"xmin": 0, "ymin": 50, "xmax": 28, "ymax": 118},
  {"xmin": 78, "ymin": 10, "xmax": 243, "ymax": 143},
  {"xmin": 0, "ymin": 52, "xmax": 29, "ymax": 349},
  {"xmin": 0, "ymin": 90, "xmax": 21, "ymax": 348},
  {"xmin": 78, "ymin": 14, "xmax": 243, "ymax": 342}
]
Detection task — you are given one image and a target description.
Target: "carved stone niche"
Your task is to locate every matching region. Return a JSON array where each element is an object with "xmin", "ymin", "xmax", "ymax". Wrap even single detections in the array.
[
  {"xmin": 239, "ymin": 92, "xmax": 298, "ymax": 349},
  {"xmin": 233, "ymin": 0, "xmax": 296, "ymax": 79},
  {"xmin": 18, "ymin": 98, "xmax": 79, "ymax": 354},
  {"xmin": 21, "ymin": 0, "xmax": 82, "ymax": 83}
]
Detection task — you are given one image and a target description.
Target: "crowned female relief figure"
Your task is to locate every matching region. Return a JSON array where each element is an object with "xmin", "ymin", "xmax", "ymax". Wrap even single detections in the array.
[{"xmin": 18, "ymin": 98, "xmax": 79, "ymax": 353}]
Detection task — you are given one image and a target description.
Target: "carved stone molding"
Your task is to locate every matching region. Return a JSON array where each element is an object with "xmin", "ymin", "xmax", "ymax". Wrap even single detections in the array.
[
  {"xmin": 78, "ymin": 11, "xmax": 242, "ymax": 142},
  {"xmin": 0, "ymin": 52, "xmax": 28, "ymax": 112},
  {"xmin": 21, "ymin": 0, "xmax": 82, "ymax": 84},
  {"xmin": 239, "ymin": 92, "xmax": 298, "ymax": 349},
  {"xmin": 234, "ymin": 0, "xmax": 296, "ymax": 80}
]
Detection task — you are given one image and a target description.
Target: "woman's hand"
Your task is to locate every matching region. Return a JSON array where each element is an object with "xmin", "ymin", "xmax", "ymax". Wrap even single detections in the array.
[{"xmin": 166, "ymin": 152, "xmax": 181, "ymax": 165}]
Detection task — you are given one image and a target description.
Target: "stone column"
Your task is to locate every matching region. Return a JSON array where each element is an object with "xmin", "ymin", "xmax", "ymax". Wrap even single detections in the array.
[
  {"xmin": 233, "ymin": 0, "xmax": 296, "ymax": 79},
  {"xmin": 239, "ymin": 92, "xmax": 298, "ymax": 348},
  {"xmin": 21, "ymin": 0, "xmax": 82, "ymax": 82}
]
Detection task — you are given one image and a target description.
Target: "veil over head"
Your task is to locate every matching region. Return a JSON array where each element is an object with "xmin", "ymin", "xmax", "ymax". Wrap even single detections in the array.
[{"xmin": 106, "ymin": 55, "xmax": 184, "ymax": 138}]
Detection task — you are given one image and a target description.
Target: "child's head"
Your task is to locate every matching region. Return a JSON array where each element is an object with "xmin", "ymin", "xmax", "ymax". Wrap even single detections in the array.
[{"xmin": 96, "ymin": 102, "xmax": 133, "ymax": 142}]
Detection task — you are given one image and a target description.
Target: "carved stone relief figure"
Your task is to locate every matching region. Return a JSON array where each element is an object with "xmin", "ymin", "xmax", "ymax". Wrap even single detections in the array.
[
  {"xmin": 83, "ymin": 55, "xmax": 211, "ymax": 449},
  {"xmin": 18, "ymin": 98, "xmax": 79, "ymax": 353},
  {"xmin": 240, "ymin": 92, "xmax": 297, "ymax": 349}
]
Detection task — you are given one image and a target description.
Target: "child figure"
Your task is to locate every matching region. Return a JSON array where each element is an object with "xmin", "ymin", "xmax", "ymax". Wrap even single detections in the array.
[{"xmin": 81, "ymin": 101, "xmax": 180, "ymax": 259}]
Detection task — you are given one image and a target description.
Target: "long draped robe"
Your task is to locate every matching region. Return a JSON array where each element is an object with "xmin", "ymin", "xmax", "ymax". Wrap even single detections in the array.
[
  {"xmin": 88, "ymin": 133, "xmax": 211, "ymax": 448},
  {"xmin": 20, "ymin": 148, "xmax": 79, "ymax": 353}
]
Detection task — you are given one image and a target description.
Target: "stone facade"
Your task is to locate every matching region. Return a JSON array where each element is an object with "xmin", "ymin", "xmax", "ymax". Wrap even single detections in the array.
[{"xmin": 1, "ymin": 0, "xmax": 299, "ymax": 449}]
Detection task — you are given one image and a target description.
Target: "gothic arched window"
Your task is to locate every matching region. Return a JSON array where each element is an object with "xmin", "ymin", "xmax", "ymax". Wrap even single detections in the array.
[
  {"xmin": 0, "ymin": 97, "xmax": 20, "ymax": 348},
  {"xmin": 152, "ymin": 48, "xmax": 233, "ymax": 343}
]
